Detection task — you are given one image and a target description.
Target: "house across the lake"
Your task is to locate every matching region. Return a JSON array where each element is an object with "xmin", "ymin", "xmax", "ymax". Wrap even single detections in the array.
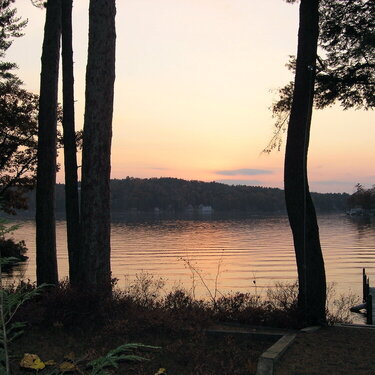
[{"xmin": 198, "ymin": 205, "xmax": 213, "ymax": 214}]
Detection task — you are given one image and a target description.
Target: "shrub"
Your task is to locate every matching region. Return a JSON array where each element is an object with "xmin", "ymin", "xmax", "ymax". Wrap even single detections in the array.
[{"xmin": 0, "ymin": 238, "xmax": 28, "ymax": 259}]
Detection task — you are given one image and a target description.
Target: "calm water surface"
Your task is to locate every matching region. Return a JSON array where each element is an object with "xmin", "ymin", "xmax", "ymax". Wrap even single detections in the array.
[{"xmin": 6, "ymin": 214, "xmax": 375, "ymax": 298}]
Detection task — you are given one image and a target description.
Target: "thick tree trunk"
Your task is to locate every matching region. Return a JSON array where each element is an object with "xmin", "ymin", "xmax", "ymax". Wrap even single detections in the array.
[
  {"xmin": 61, "ymin": 0, "xmax": 81, "ymax": 286},
  {"xmin": 284, "ymin": 0, "xmax": 326, "ymax": 325},
  {"xmin": 36, "ymin": 0, "xmax": 61, "ymax": 285},
  {"xmin": 79, "ymin": 0, "xmax": 116, "ymax": 294}
]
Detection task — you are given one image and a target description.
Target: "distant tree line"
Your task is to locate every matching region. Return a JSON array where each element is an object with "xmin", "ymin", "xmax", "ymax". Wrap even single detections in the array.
[{"xmin": 21, "ymin": 177, "xmax": 349, "ymax": 214}]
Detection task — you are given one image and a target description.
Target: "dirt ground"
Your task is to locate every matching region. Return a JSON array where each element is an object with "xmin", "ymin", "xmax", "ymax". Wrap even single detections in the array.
[
  {"xmin": 11, "ymin": 325, "xmax": 275, "ymax": 375},
  {"xmin": 10, "ymin": 323, "xmax": 375, "ymax": 374},
  {"xmin": 274, "ymin": 326, "xmax": 375, "ymax": 375}
]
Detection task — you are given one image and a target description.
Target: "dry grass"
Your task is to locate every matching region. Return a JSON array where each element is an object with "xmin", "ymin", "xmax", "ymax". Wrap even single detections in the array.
[{"xmin": 3, "ymin": 275, "xmax": 363, "ymax": 374}]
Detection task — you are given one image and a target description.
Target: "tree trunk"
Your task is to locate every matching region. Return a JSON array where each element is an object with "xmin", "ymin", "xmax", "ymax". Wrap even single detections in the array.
[
  {"xmin": 284, "ymin": 0, "xmax": 326, "ymax": 325},
  {"xmin": 61, "ymin": 0, "xmax": 81, "ymax": 286},
  {"xmin": 79, "ymin": 0, "xmax": 116, "ymax": 294},
  {"xmin": 36, "ymin": 0, "xmax": 61, "ymax": 285}
]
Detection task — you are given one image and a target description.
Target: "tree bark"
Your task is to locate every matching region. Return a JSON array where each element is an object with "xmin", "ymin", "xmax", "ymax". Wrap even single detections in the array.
[
  {"xmin": 61, "ymin": 0, "xmax": 81, "ymax": 286},
  {"xmin": 284, "ymin": 0, "xmax": 326, "ymax": 325},
  {"xmin": 36, "ymin": 0, "xmax": 61, "ymax": 285},
  {"xmin": 79, "ymin": 0, "xmax": 116, "ymax": 294}
]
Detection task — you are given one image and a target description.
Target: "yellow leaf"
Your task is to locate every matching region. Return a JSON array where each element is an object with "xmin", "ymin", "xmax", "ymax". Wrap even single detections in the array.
[
  {"xmin": 20, "ymin": 353, "xmax": 45, "ymax": 370},
  {"xmin": 33, "ymin": 358, "xmax": 46, "ymax": 370},
  {"xmin": 154, "ymin": 368, "xmax": 167, "ymax": 375},
  {"xmin": 59, "ymin": 361, "xmax": 76, "ymax": 372}
]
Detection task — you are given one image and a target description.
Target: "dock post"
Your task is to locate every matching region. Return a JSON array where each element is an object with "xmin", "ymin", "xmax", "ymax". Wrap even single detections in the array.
[
  {"xmin": 367, "ymin": 294, "xmax": 373, "ymax": 325},
  {"xmin": 363, "ymin": 268, "xmax": 366, "ymax": 302},
  {"xmin": 363, "ymin": 268, "xmax": 370, "ymax": 303},
  {"xmin": 363, "ymin": 268, "xmax": 370, "ymax": 302}
]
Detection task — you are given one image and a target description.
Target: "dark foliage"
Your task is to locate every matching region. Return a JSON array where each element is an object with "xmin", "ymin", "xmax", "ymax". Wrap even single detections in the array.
[
  {"xmin": 0, "ymin": 0, "xmax": 27, "ymax": 81},
  {"xmin": 214, "ymin": 292, "xmax": 300, "ymax": 328},
  {"xmin": 16, "ymin": 280, "xmax": 302, "ymax": 332},
  {"xmin": 266, "ymin": 0, "xmax": 374, "ymax": 152},
  {"xmin": 348, "ymin": 183, "xmax": 375, "ymax": 210},
  {"xmin": 0, "ymin": 1, "xmax": 34, "ymax": 214},
  {"xmin": 317, "ymin": 0, "xmax": 374, "ymax": 110},
  {"xmin": 0, "ymin": 236, "xmax": 28, "ymax": 271},
  {"xmin": 0, "ymin": 237, "xmax": 27, "ymax": 258},
  {"xmin": 13, "ymin": 278, "xmax": 354, "ymax": 337},
  {"xmin": 0, "ymin": 86, "xmax": 39, "ymax": 214}
]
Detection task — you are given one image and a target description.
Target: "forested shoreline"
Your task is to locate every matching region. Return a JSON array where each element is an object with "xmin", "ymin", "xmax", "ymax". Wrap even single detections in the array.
[{"xmin": 20, "ymin": 177, "xmax": 349, "ymax": 214}]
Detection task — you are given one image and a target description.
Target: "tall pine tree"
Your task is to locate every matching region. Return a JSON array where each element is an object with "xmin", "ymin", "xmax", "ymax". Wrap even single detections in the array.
[
  {"xmin": 61, "ymin": 0, "xmax": 81, "ymax": 286},
  {"xmin": 79, "ymin": 0, "xmax": 116, "ymax": 294},
  {"xmin": 36, "ymin": 0, "xmax": 62, "ymax": 285}
]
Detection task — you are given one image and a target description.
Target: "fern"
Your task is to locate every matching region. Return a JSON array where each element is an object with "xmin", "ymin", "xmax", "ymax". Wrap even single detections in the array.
[
  {"xmin": 0, "ymin": 261, "xmax": 49, "ymax": 374},
  {"xmin": 87, "ymin": 343, "xmax": 160, "ymax": 375}
]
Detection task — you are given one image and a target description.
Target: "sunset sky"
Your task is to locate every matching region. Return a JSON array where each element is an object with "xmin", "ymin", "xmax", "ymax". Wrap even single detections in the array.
[{"xmin": 8, "ymin": 0, "xmax": 374, "ymax": 193}]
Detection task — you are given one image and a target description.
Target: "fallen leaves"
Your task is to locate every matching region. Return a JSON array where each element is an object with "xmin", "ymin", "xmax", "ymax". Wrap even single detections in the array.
[
  {"xmin": 154, "ymin": 368, "xmax": 167, "ymax": 375},
  {"xmin": 59, "ymin": 361, "xmax": 77, "ymax": 372},
  {"xmin": 20, "ymin": 353, "xmax": 45, "ymax": 371},
  {"xmin": 20, "ymin": 352, "xmax": 78, "ymax": 373}
]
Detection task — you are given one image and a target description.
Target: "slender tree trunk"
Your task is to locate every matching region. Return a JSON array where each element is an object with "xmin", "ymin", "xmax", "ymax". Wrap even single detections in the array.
[
  {"xmin": 36, "ymin": 0, "xmax": 61, "ymax": 285},
  {"xmin": 61, "ymin": 0, "xmax": 81, "ymax": 286},
  {"xmin": 79, "ymin": 0, "xmax": 116, "ymax": 294},
  {"xmin": 284, "ymin": 0, "xmax": 326, "ymax": 325}
]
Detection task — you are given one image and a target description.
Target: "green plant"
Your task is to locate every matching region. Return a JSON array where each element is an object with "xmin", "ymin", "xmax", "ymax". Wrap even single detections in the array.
[
  {"xmin": 0, "ymin": 220, "xmax": 20, "ymax": 239},
  {"xmin": 0, "ymin": 276, "xmax": 48, "ymax": 374},
  {"xmin": 42, "ymin": 343, "xmax": 160, "ymax": 375},
  {"xmin": 0, "ymin": 219, "xmax": 44, "ymax": 374},
  {"xmin": 87, "ymin": 343, "xmax": 159, "ymax": 375}
]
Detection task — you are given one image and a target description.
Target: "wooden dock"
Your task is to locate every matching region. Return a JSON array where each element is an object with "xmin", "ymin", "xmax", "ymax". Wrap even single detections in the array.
[{"xmin": 363, "ymin": 268, "xmax": 375, "ymax": 325}]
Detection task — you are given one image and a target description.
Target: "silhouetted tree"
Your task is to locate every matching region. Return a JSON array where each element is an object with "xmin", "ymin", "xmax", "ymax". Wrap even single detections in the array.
[
  {"xmin": 284, "ymin": 0, "xmax": 326, "ymax": 325},
  {"xmin": 79, "ymin": 0, "xmax": 116, "ymax": 293},
  {"xmin": 349, "ymin": 184, "xmax": 375, "ymax": 210},
  {"xmin": 0, "ymin": 87, "xmax": 39, "ymax": 214},
  {"xmin": 61, "ymin": 0, "xmax": 80, "ymax": 285},
  {"xmin": 266, "ymin": 0, "xmax": 374, "ymax": 152},
  {"xmin": 36, "ymin": 0, "xmax": 61, "ymax": 285},
  {"xmin": 0, "ymin": 0, "xmax": 36, "ymax": 214}
]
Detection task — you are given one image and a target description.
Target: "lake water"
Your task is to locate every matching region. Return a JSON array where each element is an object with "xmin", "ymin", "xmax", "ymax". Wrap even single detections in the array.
[{"xmin": 5, "ymin": 213, "xmax": 375, "ymax": 299}]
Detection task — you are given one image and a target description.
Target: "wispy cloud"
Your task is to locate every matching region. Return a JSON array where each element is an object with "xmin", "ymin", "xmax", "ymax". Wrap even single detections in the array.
[
  {"xmin": 215, "ymin": 168, "xmax": 273, "ymax": 176},
  {"xmin": 216, "ymin": 179, "xmax": 262, "ymax": 186}
]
